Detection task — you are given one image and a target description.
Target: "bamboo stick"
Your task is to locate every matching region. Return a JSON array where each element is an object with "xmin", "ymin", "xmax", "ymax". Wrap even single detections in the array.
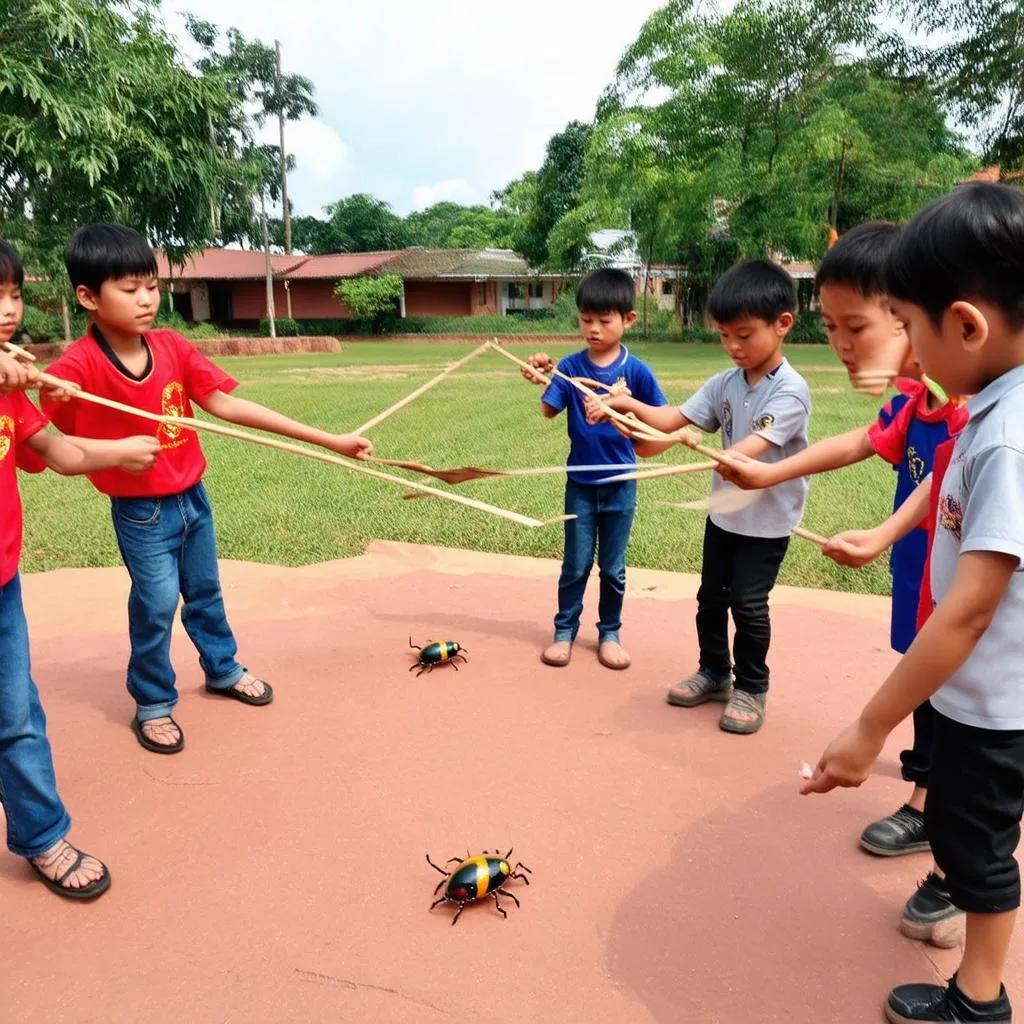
[
  {"xmin": 352, "ymin": 341, "xmax": 491, "ymax": 435},
  {"xmin": 596, "ymin": 460, "xmax": 718, "ymax": 483},
  {"xmin": 792, "ymin": 526, "xmax": 828, "ymax": 547},
  {"xmin": 3, "ymin": 344, "xmax": 570, "ymax": 529}
]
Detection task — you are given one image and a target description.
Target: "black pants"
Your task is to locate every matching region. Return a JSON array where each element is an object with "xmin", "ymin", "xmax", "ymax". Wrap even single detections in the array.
[
  {"xmin": 927, "ymin": 710, "xmax": 1024, "ymax": 914},
  {"xmin": 900, "ymin": 699, "xmax": 935, "ymax": 787},
  {"xmin": 695, "ymin": 518, "xmax": 789, "ymax": 695}
]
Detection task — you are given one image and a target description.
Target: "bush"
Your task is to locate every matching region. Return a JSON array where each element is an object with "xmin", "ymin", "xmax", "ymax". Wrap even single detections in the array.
[
  {"xmin": 680, "ymin": 325, "xmax": 720, "ymax": 344},
  {"xmin": 259, "ymin": 316, "xmax": 301, "ymax": 337},
  {"xmin": 790, "ymin": 310, "xmax": 827, "ymax": 344},
  {"xmin": 18, "ymin": 304, "xmax": 63, "ymax": 343}
]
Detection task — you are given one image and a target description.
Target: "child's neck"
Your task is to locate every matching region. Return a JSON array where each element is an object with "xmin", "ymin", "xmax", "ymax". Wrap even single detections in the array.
[
  {"xmin": 744, "ymin": 350, "xmax": 784, "ymax": 386},
  {"xmin": 93, "ymin": 319, "xmax": 145, "ymax": 354},
  {"xmin": 586, "ymin": 340, "xmax": 624, "ymax": 368}
]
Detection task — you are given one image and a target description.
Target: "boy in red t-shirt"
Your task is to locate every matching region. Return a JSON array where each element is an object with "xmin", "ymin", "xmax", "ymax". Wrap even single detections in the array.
[
  {"xmin": 42, "ymin": 225, "xmax": 373, "ymax": 756},
  {"xmin": 0, "ymin": 237, "xmax": 158, "ymax": 899}
]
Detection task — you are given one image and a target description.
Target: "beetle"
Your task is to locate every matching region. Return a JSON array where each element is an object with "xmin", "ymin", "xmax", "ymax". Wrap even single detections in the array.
[
  {"xmin": 426, "ymin": 848, "xmax": 532, "ymax": 925},
  {"xmin": 409, "ymin": 636, "xmax": 468, "ymax": 677}
]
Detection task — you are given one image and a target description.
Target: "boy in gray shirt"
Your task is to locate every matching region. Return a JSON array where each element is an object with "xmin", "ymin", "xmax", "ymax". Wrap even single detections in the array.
[
  {"xmin": 803, "ymin": 182, "xmax": 1024, "ymax": 1024},
  {"xmin": 589, "ymin": 261, "xmax": 810, "ymax": 734}
]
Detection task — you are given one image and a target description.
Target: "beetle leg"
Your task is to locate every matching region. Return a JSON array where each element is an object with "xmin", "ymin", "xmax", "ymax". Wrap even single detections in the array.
[
  {"xmin": 408, "ymin": 663, "xmax": 419, "ymax": 672},
  {"xmin": 433, "ymin": 879, "xmax": 446, "ymax": 896},
  {"xmin": 450, "ymin": 902, "xmax": 467, "ymax": 926},
  {"xmin": 497, "ymin": 887, "xmax": 520, "ymax": 908},
  {"xmin": 453, "ymin": 654, "xmax": 468, "ymax": 666},
  {"xmin": 445, "ymin": 857, "xmax": 462, "ymax": 867},
  {"xmin": 430, "ymin": 896, "xmax": 448, "ymax": 912},
  {"xmin": 451, "ymin": 660, "xmax": 459, "ymax": 671},
  {"xmin": 415, "ymin": 666, "xmax": 426, "ymax": 677},
  {"xmin": 490, "ymin": 892, "xmax": 508, "ymax": 918}
]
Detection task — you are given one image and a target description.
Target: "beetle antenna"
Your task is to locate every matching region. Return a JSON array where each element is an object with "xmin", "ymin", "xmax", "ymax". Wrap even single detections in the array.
[
  {"xmin": 409, "ymin": 636, "xmax": 421, "ymax": 651},
  {"xmin": 425, "ymin": 853, "xmax": 448, "ymax": 875}
]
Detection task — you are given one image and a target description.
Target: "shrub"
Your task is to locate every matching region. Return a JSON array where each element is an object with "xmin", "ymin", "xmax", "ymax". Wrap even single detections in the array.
[
  {"xmin": 259, "ymin": 316, "xmax": 301, "ymax": 337},
  {"xmin": 790, "ymin": 310, "xmax": 827, "ymax": 344},
  {"xmin": 18, "ymin": 304, "xmax": 63, "ymax": 343}
]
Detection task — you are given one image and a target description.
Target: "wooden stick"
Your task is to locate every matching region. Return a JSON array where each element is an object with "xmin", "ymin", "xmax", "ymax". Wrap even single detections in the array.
[
  {"xmin": 4, "ymin": 339, "xmax": 37, "ymax": 362},
  {"xmin": 351, "ymin": 341, "xmax": 491, "ymax": 435},
  {"xmin": 487, "ymin": 340, "xmax": 732, "ymax": 465},
  {"xmin": 13, "ymin": 354, "xmax": 569, "ymax": 529},
  {"xmin": 792, "ymin": 526, "xmax": 828, "ymax": 547},
  {"xmin": 596, "ymin": 460, "xmax": 718, "ymax": 483}
]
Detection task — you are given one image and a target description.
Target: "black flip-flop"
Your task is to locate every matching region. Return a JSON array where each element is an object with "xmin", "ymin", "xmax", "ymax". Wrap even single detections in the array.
[
  {"xmin": 30, "ymin": 846, "xmax": 111, "ymax": 901},
  {"xmin": 205, "ymin": 678, "xmax": 273, "ymax": 706},
  {"xmin": 131, "ymin": 716, "xmax": 184, "ymax": 755}
]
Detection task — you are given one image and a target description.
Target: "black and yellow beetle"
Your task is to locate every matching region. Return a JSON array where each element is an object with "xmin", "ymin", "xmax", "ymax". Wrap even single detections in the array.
[
  {"xmin": 409, "ymin": 636, "xmax": 468, "ymax": 677},
  {"xmin": 426, "ymin": 849, "xmax": 532, "ymax": 925}
]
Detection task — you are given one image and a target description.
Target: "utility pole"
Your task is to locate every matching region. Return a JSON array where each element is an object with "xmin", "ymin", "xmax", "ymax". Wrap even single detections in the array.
[
  {"xmin": 276, "ymin": 40, "xmax": 292, "ymax": 255},
  {"xmin": 261, "ymin": 192, "xmax": 277, "ymax": 338}
]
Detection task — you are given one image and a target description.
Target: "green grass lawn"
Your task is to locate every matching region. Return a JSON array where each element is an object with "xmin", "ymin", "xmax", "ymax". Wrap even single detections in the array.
[{"xmin": 19, "ymin": 340, "xmax": 899, "ymax": 595}]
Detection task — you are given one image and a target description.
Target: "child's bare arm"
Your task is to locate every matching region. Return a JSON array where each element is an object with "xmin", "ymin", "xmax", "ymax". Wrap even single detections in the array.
[
  {"xmin": 824, "ymin": 476, "xmax": 931, "ymax": 568},
  {"xmin": 716, "ymin": 426, "xmax": 874, "ymax": 490},
  {"xmin": 0, "ymin": 352, "xmax": 38, "ymax": 393},
  {"xmin": 197, "ymin": 390, "xmax": 373, "ymax": 459},
  {"xmin": 25, "ymin": 431, "xmax": 159, "ymax": 476},
  {"xmin": 586, "ymin": 393, "xmax": 692, "ymax": 434},
  {"xmin": 803, "ymin": 549, "xmax": 1017, "ymax": 794}
]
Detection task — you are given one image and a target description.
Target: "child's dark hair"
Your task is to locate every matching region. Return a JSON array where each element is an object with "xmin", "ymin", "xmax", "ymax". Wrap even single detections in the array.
[
  {"xmin": 576, "ymin": 268, "xmax": 636, "ymax": 316},
  {"xmin": 0, "ymin": 237, "xmax": 25, "ymax": 288},
  {"xmin": 65, "ymin": 224, "xmax": 158, "ymax": 294},
  {"xmin": 885, "ymin": 182, "xmax": 1024, "ymax": 329},
  {"xmin": 707, "ymin": 260, "xmax": 796, "ymax": 325},
  {"xmin": 816, "ymin": 221, "xmax": 901, "ymax": 297}
]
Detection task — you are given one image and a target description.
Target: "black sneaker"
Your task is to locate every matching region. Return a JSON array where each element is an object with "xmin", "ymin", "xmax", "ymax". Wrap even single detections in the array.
[
  {"xmin": 886, "ymin": 976, "xmax": 1011, "ymax": 1023},
  {"xmin": 901, "ymin": 873, "xmax": 965, "ymax": 949},
  {"xmin": 860, "ymin": 804, "xmax": 930, "ymax": 856}
]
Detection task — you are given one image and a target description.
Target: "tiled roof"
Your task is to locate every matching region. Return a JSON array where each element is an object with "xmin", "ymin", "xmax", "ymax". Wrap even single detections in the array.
[
  {"xmin": 157, "ymin": 249, "xmax": 305, "ymax": 281},
  {"xmin": 283, "ymin": 251, "xmax": 400, "ymax": 280},
  {"xmin": 384, "ymin": 248, "xmax": 558, "ymax": 279}
]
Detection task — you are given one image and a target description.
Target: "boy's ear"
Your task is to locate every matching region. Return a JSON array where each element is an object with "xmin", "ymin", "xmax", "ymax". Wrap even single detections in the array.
[
  {"xmin": 775, "ymin": 311, "xmax": 795, "ymax": 334},
  {"xmin": 623, "ymin": 310, "xmax": 638, "ymax": 329},
  {"xmin": 74, "ymin": 284, "xmax": 100, "ymax": 313},
  {"xmin": 948, "ymin": 301, "xmax": 989, "ymax": 354}
]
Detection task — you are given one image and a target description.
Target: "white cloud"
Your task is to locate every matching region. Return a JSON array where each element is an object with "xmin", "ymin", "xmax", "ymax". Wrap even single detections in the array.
[
  {"xmin": 257, "ymin": 118, "xmax": 350, "ymax": 216},
  {"xmin": 169, "ymin": 0, "xmax": 669, "ymax": 215},
  {"xmin": 412, "ymin": 179, "xmax": 473, "ymax": 211}
]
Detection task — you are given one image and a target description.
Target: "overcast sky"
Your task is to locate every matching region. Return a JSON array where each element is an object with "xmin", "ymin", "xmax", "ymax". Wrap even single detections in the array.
[{"xmin": 168, "ymin": 0, "xmax": 679, "ymax": 218}]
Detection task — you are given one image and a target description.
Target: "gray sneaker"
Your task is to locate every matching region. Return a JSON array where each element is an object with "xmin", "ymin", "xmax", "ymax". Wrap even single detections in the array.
[{"xmin": 667, "ymin": 670, "xmax": 732, "ymax": 707}]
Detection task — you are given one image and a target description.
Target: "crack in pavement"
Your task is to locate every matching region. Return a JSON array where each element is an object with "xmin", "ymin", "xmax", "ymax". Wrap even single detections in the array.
[{"xmin": 294, "ymin": 968, "xmax": 450, "ymax": 1015}]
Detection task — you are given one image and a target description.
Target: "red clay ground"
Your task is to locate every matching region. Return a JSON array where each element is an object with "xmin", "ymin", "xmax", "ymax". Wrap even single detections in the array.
[{"xmin": 3, "ymin": 541, "xmax": 1018, "ymax": 1023}]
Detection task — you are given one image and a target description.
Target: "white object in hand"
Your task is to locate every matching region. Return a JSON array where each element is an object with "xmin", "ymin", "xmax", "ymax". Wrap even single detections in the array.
[{"xmin": 799, "ymin": 762, "xmax": 814, "ymax": 779}]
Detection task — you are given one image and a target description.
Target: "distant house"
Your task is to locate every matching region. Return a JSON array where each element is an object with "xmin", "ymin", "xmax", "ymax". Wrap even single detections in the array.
[{"xmin": 156, "ymin": 247, "xmax": 562, "ymax": 327}]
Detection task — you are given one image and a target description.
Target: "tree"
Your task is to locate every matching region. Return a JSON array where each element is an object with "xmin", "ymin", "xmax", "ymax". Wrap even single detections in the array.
[
  {"xmin": 186, "ymin": 18, "xmax": 317, "ymax": 253},
  {"xmin": 575, "ymin": 0, "xmax": 971, "ymax": 320},
  {"xmin": 495, "ymin": 122, "xmax": 593, "ymax": 268},
  {"xmin": 335, "ymin": 273, "xmax": 404, "ymax": 332},
  {"xmin": 319, "ymin": 194, "xmax": 409, "ymax": 252},
  {"xmin": 898, "ymin": 0, "xmax": 1024, "ymax": 169},
  {"xmin": 0, "ymin": 0, "xmax": 259, "ymax": 337},
  {"xmin": 404, "ymin": 201, "xmax": 514, "ymax": 249}
]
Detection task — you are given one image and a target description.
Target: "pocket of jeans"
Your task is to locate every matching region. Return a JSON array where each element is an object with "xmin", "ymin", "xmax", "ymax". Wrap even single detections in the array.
[{"xmin": 113, "ymin": 497, "xmax": 161, "ymax": 526}]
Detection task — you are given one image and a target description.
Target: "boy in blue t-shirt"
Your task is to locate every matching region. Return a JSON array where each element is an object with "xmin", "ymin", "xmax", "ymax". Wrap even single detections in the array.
[{"xmin": 521, "ymin": 269, "xmax": 667, "ymax": 671}]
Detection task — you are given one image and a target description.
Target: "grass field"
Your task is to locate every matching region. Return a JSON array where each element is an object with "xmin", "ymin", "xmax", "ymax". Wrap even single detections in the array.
[{"xmin": 19, "ymin": 340, "xmax": 900, "ymax": 595}]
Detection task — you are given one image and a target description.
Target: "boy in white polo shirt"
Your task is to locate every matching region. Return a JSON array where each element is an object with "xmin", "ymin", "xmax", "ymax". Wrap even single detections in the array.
[
  {"xmin": 588, "ymin": 260, "xmax": 810, "ymax": 735},
  {"xmin": 804, "ymin": 181, "xmax": 1024, "ymax": 1024}
]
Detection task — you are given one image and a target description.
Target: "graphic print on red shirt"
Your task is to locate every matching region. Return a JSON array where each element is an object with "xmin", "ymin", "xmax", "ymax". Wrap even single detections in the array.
[
  {"xmin": 0, "ymin": 392, "xmax": 48, "ymax": 587},
  {"xmin": 41, "ymin": 327, "xmax": 238, "ymax": 498}
]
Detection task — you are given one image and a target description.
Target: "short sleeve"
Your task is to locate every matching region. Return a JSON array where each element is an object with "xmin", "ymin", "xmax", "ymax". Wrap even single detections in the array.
[
  {"xmin": 12, "ymin": 393, "xmax": 48, "ymax": 473},
  {"xmin": 541, "ymin": 361, "xmax": 571, "ymax": 413},
  {"xmin": 630, "ymin": 362, "xmax": 668, "ymax": 408},
  {"xmin": 681, "ymin": 378, "xmax": 721, "ymax": 432},
  {"xmin": 39, "ymin": 348, "xmax": 86, "ymax": 435},
  {"xmin": 752, "ymin": 388, "xmax": 810, "ymax": 447},
  {"xmin": 960, "ymin": 445, "xmax": 1024, "ymax": 564},
  {"xmin": 868, "ymin": 394, "xmax": 912, "ymax": 466},
  {"xmin": 173, "ymin": 334, "xmax": 237, "ymax": 401}
]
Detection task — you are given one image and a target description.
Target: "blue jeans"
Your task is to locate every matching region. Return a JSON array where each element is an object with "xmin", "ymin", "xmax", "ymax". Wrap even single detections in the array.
[
  {"xmin": 0, "ymin": 574, "xmax": 71, "ymax": 856},
  {"xmin": 111, "ymin": 482, "xmax": 245, "ymax": 723},
  {"xmin": 554, "ymin": 479, "xmax": 637, "ymax": 643}
]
